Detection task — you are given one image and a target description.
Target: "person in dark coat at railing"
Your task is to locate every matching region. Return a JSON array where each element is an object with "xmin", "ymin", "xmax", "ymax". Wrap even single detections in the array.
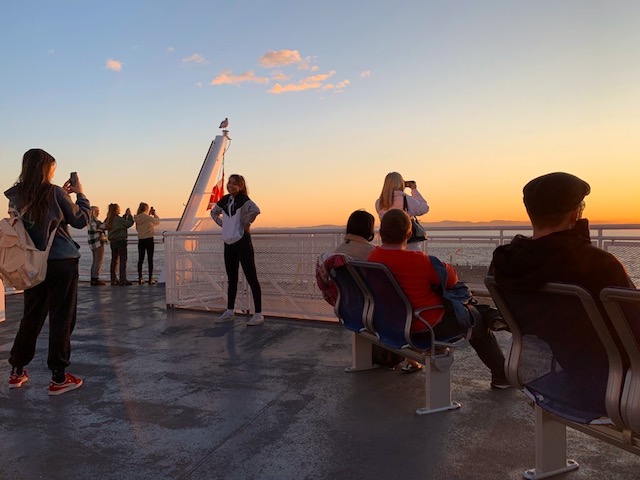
[{"xmin": 489, "ymin": 172, "xmax": 635, "ymax": 412}]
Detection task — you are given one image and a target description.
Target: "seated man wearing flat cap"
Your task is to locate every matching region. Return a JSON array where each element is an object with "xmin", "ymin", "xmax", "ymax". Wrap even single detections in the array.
[{"xmin": 489, "ymin": 172, "xmax": 634, "ymax": 413}]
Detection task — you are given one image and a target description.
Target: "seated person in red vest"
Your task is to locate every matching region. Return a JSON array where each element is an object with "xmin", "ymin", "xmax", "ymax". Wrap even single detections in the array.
[{"xmin": 369, "ymin": 208, "xmax": 509, "ymax": 387}]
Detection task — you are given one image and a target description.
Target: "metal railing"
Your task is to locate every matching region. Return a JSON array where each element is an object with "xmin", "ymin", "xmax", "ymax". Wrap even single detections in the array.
[{"xmin": 164, "ymin": 225, "xmax": 640, "ymax": 322}]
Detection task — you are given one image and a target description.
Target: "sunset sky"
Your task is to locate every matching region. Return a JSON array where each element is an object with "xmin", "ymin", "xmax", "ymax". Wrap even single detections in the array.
[{"xmin": 1, "ymin": 1, "xmax": 638, "ymax": 227}]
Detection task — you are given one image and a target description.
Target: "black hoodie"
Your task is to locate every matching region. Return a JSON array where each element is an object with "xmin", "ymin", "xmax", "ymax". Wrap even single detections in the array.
[
  {"xmin": 489, "ymin": 219, "xmax": 634, "ymax": 419},
  {"xmin": 490, "ymin": 219, "xmax": 633, "ymax": 295}
]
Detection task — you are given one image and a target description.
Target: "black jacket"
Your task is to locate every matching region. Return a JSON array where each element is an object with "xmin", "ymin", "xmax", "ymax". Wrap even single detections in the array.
[{"xmin": 489, "ymin": 219, "xmax": 634, "ymax": 417}]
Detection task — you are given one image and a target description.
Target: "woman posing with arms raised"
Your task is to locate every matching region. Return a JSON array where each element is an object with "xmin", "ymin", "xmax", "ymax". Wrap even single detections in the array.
[
  {"xmin": 105, "ymin": 203, "xmax": 134, "ymax": 286},
  {"xmin": 134, "ymin": 202, "xmax": 160, "ymax": 284},
  {"xmin": 375, "ymin": 171, "xmax": 429, "ymax": 251},
  {"xmin": 5, "ymin": 148, "xmax": 90, "ymax": 395},
  {"xmin": 210, "ymin": 174, "xmax": 263, "ymax": 326}
]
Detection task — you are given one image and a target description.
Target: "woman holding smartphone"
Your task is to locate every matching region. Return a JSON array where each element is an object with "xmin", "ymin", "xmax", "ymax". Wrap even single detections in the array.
[
  {"xmin": 134, "ymin": 202, "xmax": 160, "ymax": 284},
  {"xmin": 375, "ymin": 171, "xmax": 429, "ymax": 251},
  {"xmin": 210, "ymin": 174, "xmax": 263, "ymax": 326},
  {"xmin": 5, "ymin": 149, "xmax": 90, "ymax": 395},
  {"xmin": 105, "ymin": 203, "xmax": 134, "ymax": 286}
]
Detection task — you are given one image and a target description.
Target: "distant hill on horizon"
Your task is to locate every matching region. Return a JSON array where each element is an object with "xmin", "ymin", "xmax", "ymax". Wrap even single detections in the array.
[{"xmin": 285, "ymin": 219, "xmax": 629, "ymax": 229}]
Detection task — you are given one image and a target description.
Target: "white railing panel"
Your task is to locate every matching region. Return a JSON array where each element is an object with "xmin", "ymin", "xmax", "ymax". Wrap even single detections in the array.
[{"xmin": 164, "ymin": 225, "xmax": 640, "ymax": 322}]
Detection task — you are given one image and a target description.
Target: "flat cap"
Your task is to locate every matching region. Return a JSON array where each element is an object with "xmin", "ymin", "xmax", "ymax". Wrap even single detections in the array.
[{"xmin": 523, "ymin": 172, "xmax": 590, "ymax": 215}]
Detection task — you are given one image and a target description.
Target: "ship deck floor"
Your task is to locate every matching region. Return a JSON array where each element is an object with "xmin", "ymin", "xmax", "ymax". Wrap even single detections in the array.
[{"xmin": 1, "ymin": 284, "xmax": 639, "ymax": 480}]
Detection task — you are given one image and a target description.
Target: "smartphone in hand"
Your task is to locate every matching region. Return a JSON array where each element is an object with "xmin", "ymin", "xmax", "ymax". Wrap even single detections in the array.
[{"xmin": 70, "ymin": 172, "xmax": 78, "ymax": 188}]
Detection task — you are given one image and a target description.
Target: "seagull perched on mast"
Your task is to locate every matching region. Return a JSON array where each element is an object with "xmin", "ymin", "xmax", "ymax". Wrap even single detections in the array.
[{"xmin": 219, "ymin": 117, "xmax": 229, "ymax": 129}]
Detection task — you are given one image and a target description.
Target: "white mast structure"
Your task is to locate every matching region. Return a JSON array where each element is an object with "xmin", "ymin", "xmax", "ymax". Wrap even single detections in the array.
[{"xmin": 177, "ymin": 122, "xmax": 230, "ymax": 232}]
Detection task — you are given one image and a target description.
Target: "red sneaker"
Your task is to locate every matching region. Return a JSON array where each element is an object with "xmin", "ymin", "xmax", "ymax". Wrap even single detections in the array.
[
  {"xmin": 48, "ymin": 373, "xmax": 83, "ymax": 396},
  {"xmin": 8, "ymin": 369, "xmax": 29, "ymax": 389}
]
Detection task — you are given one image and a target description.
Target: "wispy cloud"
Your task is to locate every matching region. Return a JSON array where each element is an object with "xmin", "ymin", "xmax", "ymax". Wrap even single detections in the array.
[
  {"xmin": 210, "ymin": 49, "xmax": 350, "ymax": 95},
  {"xmin": 106, "ymin": 59, "xmax": 123, "ymax": 72},
  {"xmin": 360, "ymin": 70, "xmax": 371, "ymax": 78},
  {"xmin": 270, "ymin": 71, "xmax": 290, "ymax": 82},
  {"xmin": 211, "ymin": 70, "xmax": 269, "ymax": 86},
  {"xmin": 167, "ymin": 46, "xmax": 176, "ymax": 53},
  {"xmin": 321, "ymin": 79, "xmax": 350, "ymax": 93},
  {"xmin": 268, "ymin": 71, "xmax": 336, "ymax": 95},
  {"xmin": 258, "ymin": 49, "xmax": 302, "ymax": 68},
  {"xmin": 182, "ymin": 53, "xmax": 207, "ymax": 65}
]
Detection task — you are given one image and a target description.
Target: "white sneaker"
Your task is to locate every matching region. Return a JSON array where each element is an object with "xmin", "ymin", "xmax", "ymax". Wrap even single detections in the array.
[
  {"xmin": 216, "ymin": 310, "xmax": 235, "ymax": 323},
  {"xmin": 246, "ymin": 313, "xmax": 264, "ymax": 326}
]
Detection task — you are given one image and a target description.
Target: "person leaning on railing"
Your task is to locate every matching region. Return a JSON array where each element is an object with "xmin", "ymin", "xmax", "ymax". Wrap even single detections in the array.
[{"xmin": 489, "ymin": 172, "xmax": 636, "ymax": 406}]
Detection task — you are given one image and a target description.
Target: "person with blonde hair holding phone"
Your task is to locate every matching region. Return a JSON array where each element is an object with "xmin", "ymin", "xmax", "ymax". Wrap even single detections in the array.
[
  {"xmin": 134, "ymin": 202, "xmax": 160, "ymax": 284},
  {"xmin": 375, "ymin": 171, "xmax": 429, "ymax": 251}
]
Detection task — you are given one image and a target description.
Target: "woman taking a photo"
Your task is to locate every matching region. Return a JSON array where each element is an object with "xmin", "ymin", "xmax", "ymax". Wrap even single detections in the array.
[
  {"xmin": 5, "ymin": 148, "xmax": 90, "ymax": 395},
  {"xmin": 105, "ymin": 203, "xmax": 134, "ymax": 286},
  {"xmin": 210, "ymin": 174, "xmax": 263, "ymax": 326},
  {"xmin": 375, "ymin": 171, "xmax": 429, "ymax": 251},
  {"xmin": 134, "ymin": 202, "xmax": 160, "ymax": 284}
]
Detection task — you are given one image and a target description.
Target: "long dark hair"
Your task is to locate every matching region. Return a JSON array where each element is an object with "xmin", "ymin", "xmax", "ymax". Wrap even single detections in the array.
[
  {"xmin": 346, "ymin": 210, "xmax": 375, "ymax": 242},
  {"xmin": 105, "ymin": 204, "xmax": 119, "ymax": 230},
  {"xmin": 18, "ymin": 149, "xmax": 56, "ymax": 225}
]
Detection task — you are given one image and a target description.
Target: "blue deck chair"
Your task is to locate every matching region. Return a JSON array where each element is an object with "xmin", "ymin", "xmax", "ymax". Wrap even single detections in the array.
[
  {"xmin": 349, "ymin": 260, "xmax": 467, "ymax": 351},
  {"xmin": 601, "ymin": 287, "xmax": 640, "ymax": 435},
  {"xmin": 325, "ymin": 254, "xmax": 370, "ymax": 333},
  {"xmin": 485, "ymin": 277, "xmax": 624, "ymax": 425}
]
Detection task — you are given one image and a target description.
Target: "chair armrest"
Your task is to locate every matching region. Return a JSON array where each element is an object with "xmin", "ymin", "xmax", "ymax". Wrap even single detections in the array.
[{"xmin": 414, "ymin": 306, "xmax": 468, "ymax": 354}]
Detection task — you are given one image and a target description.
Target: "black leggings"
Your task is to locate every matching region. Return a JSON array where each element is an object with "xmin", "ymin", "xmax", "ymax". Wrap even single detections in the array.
[
  {"xmin": 224, "ymin": 233, "xmax": 262, "ymax": 312},
  {"xmin": 138, "ymin": 237, "xmax": 155, "ymax": 280}
]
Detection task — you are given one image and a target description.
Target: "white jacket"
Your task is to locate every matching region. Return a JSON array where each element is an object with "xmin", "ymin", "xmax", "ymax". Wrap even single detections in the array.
[
  {"xmin": 210, "ymin": 193, "xmax": 260, "ymax": 244},
  {"xmin": 375, "ymin": 189, "xmax": 429, "ymax": 220}
]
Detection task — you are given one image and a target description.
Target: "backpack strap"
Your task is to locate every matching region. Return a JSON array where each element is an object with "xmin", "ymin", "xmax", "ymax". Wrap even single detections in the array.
[
  {"xmin": 14, "ymin": 208, "xmax": 59, "ymax": 254},
  {"xmin": 429, "ymin": 255, "xmax": 477, "ymax": 328},
  {"xmin": 428, "ymin": 255, "xmax": 449, "ymax": 288}
]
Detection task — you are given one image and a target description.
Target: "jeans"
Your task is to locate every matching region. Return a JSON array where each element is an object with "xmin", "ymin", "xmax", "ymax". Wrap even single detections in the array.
[
  {"xmin": 110, "ymin": 240, "xmax": 128, "ymax": 284},
  {"xmin": 90, "ymin": 244, "xmax": 105, "ymax": 279}
]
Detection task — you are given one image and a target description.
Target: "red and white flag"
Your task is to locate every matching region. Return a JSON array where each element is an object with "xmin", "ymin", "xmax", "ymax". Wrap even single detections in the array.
[{"xmin": 207, "ymin": 161, "xmax": 224, "ymax": 210}]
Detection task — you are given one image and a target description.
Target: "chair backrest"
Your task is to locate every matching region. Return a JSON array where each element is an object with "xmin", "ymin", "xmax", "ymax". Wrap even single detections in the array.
[
  {"xmin": 485, "ymin": 276, "xmax": 625, "ymax": 425},
  {"xmin": 601, "ymin": 287, "xmax": 640, "ymax": 434},
  {"xmin": 349, "ymin": 260, "xmax": 417, "ymax": 349},
  {"xmin": 326, "ymin": 255, "xmax": 370, "ymax": 333}
]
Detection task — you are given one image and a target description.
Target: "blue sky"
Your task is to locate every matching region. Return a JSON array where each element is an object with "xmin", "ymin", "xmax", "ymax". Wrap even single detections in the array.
[{"xmin": 1, "ymin": 1, "xmax": 639, "ymax": 227}]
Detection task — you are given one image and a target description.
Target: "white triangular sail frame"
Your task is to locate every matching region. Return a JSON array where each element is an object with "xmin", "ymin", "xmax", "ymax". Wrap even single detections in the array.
[{"xmin": 177, "ymin": 131, "xmax": 230, "ymax": 232}]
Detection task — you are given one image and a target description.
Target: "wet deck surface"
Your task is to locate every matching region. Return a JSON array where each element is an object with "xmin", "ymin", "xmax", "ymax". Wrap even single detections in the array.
[{"xmin": 1, "ymin": 284, "xmax": 639, "ymax": 480}]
